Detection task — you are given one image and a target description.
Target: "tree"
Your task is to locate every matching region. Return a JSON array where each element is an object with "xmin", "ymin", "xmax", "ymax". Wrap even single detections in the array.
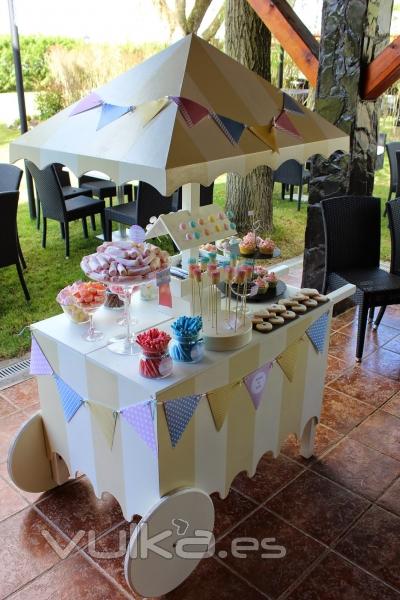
[
  {"xmin": 153, "ymin": 0, "xmax": 224, "ymax": 41},
  {"xmin": 224, "ymin": 1, "xmax": 273, "ymax": 234}
]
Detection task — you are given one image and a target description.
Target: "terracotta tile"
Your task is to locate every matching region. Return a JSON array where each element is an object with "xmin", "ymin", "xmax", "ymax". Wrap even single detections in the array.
[
  {"xmin": 312, "ymin": 438, "xmax": 400, "ymax": 501},
  {"xmin": 320, "ymin": 388, "xmax": 373, "ymax": 434},
  {"xmin": 384, "ymin": 335, "xmax": 400, "ymax": 354},
  {"xmin": 384, "ymin": 391, "xmax": 400, "ymax": 418},
  {"xmin": 325, "ymin": 355, "xmax": 348, "ymax": 384},
  {"xmin": 0, "ymin": 476, "xmax": 27, "ymax": 521},
  {"xmin": 266, "ymin": 471, "xmax": 369, "ymax": 545},
  {"xmin": 0, "ymin": 461, "xmax": 52, "ymax": 504},
  {"xmin": 337, "ymin": 505, "xmax": 400, "ymax": 590},
  {"xmin": 378, "ymin": 478, "xmax": 400, "ymax": 517},
  {"xmin": 331, "ymin": 307, "xmax": 357, "ymax": 331},
  {"xmin": 363, "ymin": 347, "xmax": 400, "ymax": 381},
  {"xmin": 281, "ymin": 425, "xmax": 342, "ymax": 465},
  {"xmin": 212, "ymin": 488, "xmax": 257, "ymax": 539},
  {"xmin": 339, "ymin": 321, "xmax": 399, "ymax": 347},
  {"xmin": 0, "ymin": 396, "xmax": 20, "ymax": 418},
  {"xmin": 329, "ymin": 365, "xmax": 400, "ymax": 407},
  {"xmin": 232, "ymin": 452, "xmax": 303, "ymax": 503},
  {"xmin": 0, "ymin": 507, "xmax": 66, "ymax": 598},
  {"xmin": 2, "ymin": 378, "xmax": 40, "ymax": 410},
  {"xmin": 36, "ymin": 477, "xmax": 124, "ymax": 548},
  {"xmin": 287, "ymin": 551, "xmax": 400, "ymax": 600},
  {"xmin": 349, "ymin": 411, "xmax": 400, "ymax": 461},
  {"xmin": 328, "ymin": 332, "xmax": 376, "ymax": 362},
  {"xmin": 0, "ymin": 411, "xmax": 30, "ymax": 464},
  {"xmin": 216, "ymin": 507, "xmax": 324, "ymax": 598},
  {"xmin": 9, "ymin": 553, "xmax": 129, "ymax": 600},
  {"xmin": 380, "ymin": 305, "xmax": 400, "ymax": 331}
]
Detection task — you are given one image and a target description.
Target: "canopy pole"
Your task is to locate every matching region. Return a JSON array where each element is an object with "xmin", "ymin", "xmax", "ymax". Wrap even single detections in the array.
[{"xmin": 116, "ymin": 184, "xmax": 126, "ymax": 239}]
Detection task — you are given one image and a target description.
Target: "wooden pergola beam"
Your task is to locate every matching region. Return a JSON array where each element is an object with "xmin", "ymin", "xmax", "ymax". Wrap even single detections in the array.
[
  {"xmin": 246, "ymin": 0, "xmax": 319, "ymax": 87},
  {"xmin": 363, "ymin": 36, "xmax": 400, "ymax": 100}
]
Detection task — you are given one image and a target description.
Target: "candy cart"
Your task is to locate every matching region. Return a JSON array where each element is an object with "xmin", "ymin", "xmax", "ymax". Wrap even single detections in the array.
[{"xmin": 8, "ymin": 34, "xmax": 352, "ymax": 597}]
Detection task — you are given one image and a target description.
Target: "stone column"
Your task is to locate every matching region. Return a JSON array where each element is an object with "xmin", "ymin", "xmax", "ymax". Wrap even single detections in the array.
[{"xmin": 302, "ymin": 0, "xmax": 393, "ymax": 290}]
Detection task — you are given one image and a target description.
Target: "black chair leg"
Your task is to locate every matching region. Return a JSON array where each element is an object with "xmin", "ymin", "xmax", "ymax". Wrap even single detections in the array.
[
  {"xmin": 42, "ymin": 218, "xmax": 47, "ymax": 248},
  {"xmin": 17, "ymin": 234, "xmax": 26, "ymax": 269},
  {"xmin": 82, "ymin": 218, "xmax": 89, "ymax": 239},
  {"xmin": 356, "ymin": 301, "xmax": 369, "ymax": 362},
  {"xmin": 373, "ymin": 306, "xmax": 387, "ymax": 330},
  {"xmin": 289, "ymin": 185, "xmax": 294, "ymax": 201},
  {"xmin": 65, "ymin": 221, "xmax": 70, "ymax": 258},
  {"xmin": 90, "ymin": 215, "xmax": 96, "ymax": 231},
  {"xmin": 105, "ymin": 216, "xmax": 112, "ymax": 241},
  {"xmin": 298, "ymin": 184, "xmax": 303, "ymax": 211},
  {"xmin": 100, "ymin": 211, "xmax": 106, "ymax": 240},
  {"xmin": 127, "ymin": 187, "xmax": 133, "ymax": 203},
  {"xmin": 368, "ymin": 307, "xmax": 375, "ymax": 323},
  {"xmin": 281, "ymin": 184, "xmax": 285, "ymax": 200},
  {"xmin": 16, "ymin": 260, "xmax": 30, "ymax": 301},
  {"xmin": 36, "ymin": 198, "xmax": 41, "ymax": 230},
  {"xmin": 60, "ymin": 223, "xmax": 65, "ymax": 239}
]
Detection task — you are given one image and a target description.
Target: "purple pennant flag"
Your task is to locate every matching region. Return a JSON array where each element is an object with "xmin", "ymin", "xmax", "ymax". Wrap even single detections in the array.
[
  {"xmin": 30, "ymin": 336, "xmax": 53, "ymax": 376},
  {"xmin": 244, "ymin": 362, "xmax": 273, "ymax": 409},
  {"xmin": 97, "ymin": 103, "xmax": 133, "ymax": 130},
  {"xmin": 121, "ymin": 401, "xmax": 157, "ymax": 455},
  {"xmin": 70, "ymin": 92, "xmax": 103, "ymax": 116}
]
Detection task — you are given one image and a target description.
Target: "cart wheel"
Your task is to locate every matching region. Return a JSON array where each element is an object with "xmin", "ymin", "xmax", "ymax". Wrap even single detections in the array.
[
  {"xmin": 125, "ymin": 488, "xmax": 214, "ymax": 597},
  {"xmin": 7, "ymin": 412, "xmax": 68, "ymax": 493}
]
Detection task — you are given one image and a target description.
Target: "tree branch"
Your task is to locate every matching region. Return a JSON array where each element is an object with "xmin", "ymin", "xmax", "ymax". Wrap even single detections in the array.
[
  {"xmin": 202, "ymin": 4, "xmax": 224, "ymax": 41},
  {"xmin": 175, "ymin": 0, "xmax": 189, "ymax": 33},
  {"xmin": 152, "ymin": 0, "xmax": 177, "ymax": 35},
  {"xmin": 186, "ymin": 0, "xmax": 213, "ymax": 33}
]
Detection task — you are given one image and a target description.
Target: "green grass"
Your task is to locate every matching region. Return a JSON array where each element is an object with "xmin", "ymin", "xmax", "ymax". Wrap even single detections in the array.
[{"xmin": 0, "ymin": 123, "xmax": 19, "ymax": 146}]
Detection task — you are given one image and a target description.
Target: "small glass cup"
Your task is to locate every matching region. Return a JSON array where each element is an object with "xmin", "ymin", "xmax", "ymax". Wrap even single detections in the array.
[
  {"xmin": 78, "ymin": 303, "xmax": 104, "ymax": 342},
  {"xmin": 139, "ymin": 349, "xmax": 173, "ymax": 379},
  {"xmin": 169, "ymin": 334, "xmax": 204, "ymax": 363}
]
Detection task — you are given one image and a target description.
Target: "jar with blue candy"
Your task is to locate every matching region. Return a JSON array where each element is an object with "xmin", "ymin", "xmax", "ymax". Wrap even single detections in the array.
[{"xmin": 169, "ymin": 316, "xmax": 204, "ymax": 364}]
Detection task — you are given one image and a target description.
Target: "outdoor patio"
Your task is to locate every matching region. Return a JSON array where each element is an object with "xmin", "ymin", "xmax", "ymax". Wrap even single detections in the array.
[{"xmin": 1, "ymin": 266, "xmax": 400, "ymax": 600}]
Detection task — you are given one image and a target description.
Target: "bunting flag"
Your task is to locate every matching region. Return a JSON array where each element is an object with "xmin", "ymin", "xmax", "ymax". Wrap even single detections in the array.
[
  {"xmin": 54, "ymin": 374, "xmax": 84, "ymax": 422},
  {"xmin": 136, "ymin": 97, "xmax": 170, "ymax": 127},
  {"xmin": 156, "ymin": 268, "xmax": 173, "ymax": 308},
  {"xmin": 70, "ymin": 91, "xmax": 103, "ymax": 116},
  {"xmin": 244, "ymin": 362, "xmax": 273, "ymax": 410},
  {"xmin": 97, "ymin": 103, "xmax": 133, "ymax": 130},
  {"xmin": 283, "ymin": 92, "xmax": 305, "ymax": 115},
  {"xmin": 169, "ymin": 96, "xmax": 209, "ymax": 127},
  {"xmin": 249, "ymin": 123, "xmax": 280, "ymax": 153},
  {"xmin": 90, "ymin": 403, "xmax": 118, "ymax": 448},
  {"xmin": 214, "ymin": 114, "xmax": 245, "ymax": 144},
  {"xmin": 207, "ymin": 383, "xmax": 237, "ymax": 431},
  {"xmin": 120, "ymin": 400, "xmax": 157, "ymax": 455},
  {"xmin": 30, "ymin": 336, "xmax": 53, "ymax": 376},
  {"xmin": 306, "ymin": 312, "xmax": 329, "ymax": 354},
  {"xmin": 277, "ymin": 339, "xmax": 300, "ymax": 382},
  {"xmin": 274, "ymin": 111, "xmax": 302, "ymax": 139},
  {"xmin": 164, "ymin": 394, "xmax": 202, "ymax": 447}
]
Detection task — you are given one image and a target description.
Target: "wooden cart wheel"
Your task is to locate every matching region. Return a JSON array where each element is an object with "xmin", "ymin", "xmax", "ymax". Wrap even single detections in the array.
[
  {"xmin": 125, "ymin": 488, "xmax": 215, "ymax": 597},
  {"xmin": 7, "ymin": 412, "xmax": 69, "ymax": 493}
]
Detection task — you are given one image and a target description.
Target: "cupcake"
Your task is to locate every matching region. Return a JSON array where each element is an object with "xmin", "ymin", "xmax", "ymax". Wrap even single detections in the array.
[
  {"xmin": 259, "ymin": 238, "xmax": 276, "ymax": 257},
  {"xmin": 266, "ymin": 271, "xmax": 278, "ymax": 289},
  {"xmin": 254, "ymin": 277, "xmax": 269, "ymax": 294},
  {"xmin": 239, "ymin": 232, "xmax": 257, "ymax": 256}
]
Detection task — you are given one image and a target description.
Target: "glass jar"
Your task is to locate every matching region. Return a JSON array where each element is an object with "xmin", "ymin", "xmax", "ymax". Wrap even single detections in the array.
[
  {"xmin": 139, "ymin": 349, "xmax": 173, "ymax": 379},
  {"xmin": 140, "ymin": 281, "xmax": 157, "ymax": 301},
  {"xmin": 169, "ymin": 334, "xmax": 205, "ymax": 364}
]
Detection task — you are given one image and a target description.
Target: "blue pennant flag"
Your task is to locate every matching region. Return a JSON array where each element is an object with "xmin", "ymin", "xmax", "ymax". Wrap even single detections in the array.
[
  {"xmin": 306, "ymin": 312, "xmax": 329, "ymax": 354},
  {"xmin": 283, "ymin": 92, "xmax": 304, "ymax": 115},
  {"xmin": 213, "ymin": 113, "xmax": 245, "ymax": 144},
  {"xmin": 164, "ymin": 394, "xmax": 202, "ymax": 447},
  {"xmin": 54, "ymin": 374, "xmax": 84, "ymax": 422},
  {"xmin": 97, "ymin": 103, "xmax": 132, "ymax": 130}
]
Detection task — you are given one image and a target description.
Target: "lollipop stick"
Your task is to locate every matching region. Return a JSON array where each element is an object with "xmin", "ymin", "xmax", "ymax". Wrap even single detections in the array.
[{"xmin": 215, "ymin": 284, "xmax": 218, "ymax": 335}]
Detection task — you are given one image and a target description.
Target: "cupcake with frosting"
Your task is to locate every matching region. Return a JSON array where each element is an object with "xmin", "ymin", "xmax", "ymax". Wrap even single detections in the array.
[
  {"xmin": 259, "ymin": 238, "xmax": 276, "ymax": 257},
  {"xmin": 239, "ymin": 232, "xmax": 257, "ymax": 256},
  {"xmin": 266, "ymin": 271, "xmax": 278, "ymax": 289},
  {"xmin": 254, "ymin": 277, "xmax": 269, "ymax": 294}
]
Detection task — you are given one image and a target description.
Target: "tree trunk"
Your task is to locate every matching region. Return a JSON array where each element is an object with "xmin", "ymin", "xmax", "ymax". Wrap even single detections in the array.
[
  {"xmin": 225, "ymin": 0, "xmax": 273, "ymax": 235},
  {"xmin": 302, "ymin": 0, "xmax": 394, "ymax": 290}
]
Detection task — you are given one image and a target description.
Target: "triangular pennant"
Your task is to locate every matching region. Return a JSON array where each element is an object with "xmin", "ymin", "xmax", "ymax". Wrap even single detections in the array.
[
  {"xmin": 169, "ymin": 96, "xmax": 209, "ymax": 127},
  {"xmin": 164, "ymin": 394, "xmax": 202, "ymax": 447},
  {"xmin": 30, "ymin": 336, "xmax": 53, "ymax": 375},
  {"xmin": 136, "ymin": 97, "xmax": 170, "ymax": 127},
  {"xmin": 207, "ymin": 383, "xmax": 236, "ymax": 431},
  {"xmin": 121, "ymin": 401, "xmax": 157, "ymax": 455},
  {"xmin": 90, "ymin": 403, "xmax": 118, "ymax": 448},
  {"xmin": 277, "ymin": 340, "xmax": 300, "ymax": 382},
  {"xmin": 274, "ymin": 111, "xmax": 302, "ymax": 139},
  {"xmin": 249, "ymin": 124, "xmax": 280, "ymax": 153},
  {"xmin": 282, "ymin": 92, "xmax": 304, "ymax": 115},
  {"xmin": 244, "ymin": 362, "xmax": 273, "ymax": 409},
  {"xmin": 70, "ymin": 91, "xmax": 103, "ymax": 116},
  {"xmin": 54, "ymin": 374, "xmax": 84, "ymax": 422},
  {"xmin": 306, "ymin": 312, "xmax": 329, "ymax": 354},
  {"xmin": 96, "ymin": 103, "xmax": 133, "ymax": 130},
  {"xmin": 213, "ymin": 114, "xmax": 245, "ymax": 144}
]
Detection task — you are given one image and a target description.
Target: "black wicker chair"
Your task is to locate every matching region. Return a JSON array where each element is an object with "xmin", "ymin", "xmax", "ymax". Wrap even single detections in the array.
[
  {"xmin": 273, "ymin": 160, "xmax": 310, "ymax": 211},
  {"xmin": 0, "ymin": 191, "xmax": 29, "ymax": 301},
  {"xmin": 104, "ymin": 181, "xmax": 173, "ymax": 241},
  {"xmin": 321, "ymin": 195, "xmax": 400, "ymax": 362},
  {"xmin": 78, "ymin": 174, "xmax": 134, "ymax": 206},
  {"xmin": 53, "ymin": 163, "xmax": 97, "ymax": 236},
  {"xmin": 0, "ymin": 163, "xmax": 26, "ymax": 269},
  {"xmin": 171, "ymin": 183, "xmax": 214, "ymax": 211},
  {"xmin": 26, "ymin": 161, "xmax": 106, "ymax": 258},
  {"xmin": 386, "ymin": 142, "xmax": 400, "ymax": 202}
]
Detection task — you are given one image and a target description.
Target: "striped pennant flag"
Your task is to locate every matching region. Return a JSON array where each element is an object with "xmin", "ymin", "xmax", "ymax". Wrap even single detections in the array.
[
  {"xmin": 274, "ymin": 110, "xmax": 302, "ymax": 139},
  {"xmin": 169, "ymin": 96, "xmax": 209, "ymax": 127}
]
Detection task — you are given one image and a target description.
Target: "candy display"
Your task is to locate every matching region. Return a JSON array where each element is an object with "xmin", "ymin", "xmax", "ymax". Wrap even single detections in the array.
[
  {"xmin": 56, "ymin": 281, "xmax": 106, "ymax": 324},
  {"xmin": 137, "ymin": 328, "xmax": 173, "ymax": 379},
  {"xmin": 81, "ymin": 240, "xmax": 169, "ymax": 283},
  {"xmin": 104, "ymin": 291, "xmax": 124, "ymax": 310},
  {"xmin": 169, "ymin": 316, "xmax": 204, "ymax": 363}
]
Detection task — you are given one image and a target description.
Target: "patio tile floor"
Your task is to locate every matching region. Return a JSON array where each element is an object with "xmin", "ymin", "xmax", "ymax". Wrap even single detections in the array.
[{"xmin": 2, "ymin": 280, "xmax": 400, "ymax": 597}]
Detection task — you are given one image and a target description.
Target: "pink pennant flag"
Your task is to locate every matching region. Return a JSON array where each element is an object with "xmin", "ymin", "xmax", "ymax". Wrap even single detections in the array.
[
  {"xmin": 244, "ymin": 362, "xmax": 273, "ymax": 409},
  {"xmin": 30, "ymin": 336, "xmax": 53, "ymax": 375},
  {"xmin": 70, "ymin": 92, "xmax": 103, "ymax": 116},
  {"xmin": 274, "ymin": 111, "xmax": 302, "ymax": 139},
  {"xmin": 170, "ymin": 96, "xmax": 209, "ymax": 127},
  {"xmin": 121, "ymin": 401, "xmax": 157, "ymax": 455}
]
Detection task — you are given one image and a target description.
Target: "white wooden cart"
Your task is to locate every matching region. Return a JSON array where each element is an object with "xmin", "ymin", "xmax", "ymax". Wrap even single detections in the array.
[{"xmin": 8, "ymin": 282, "xmax": 353, "ymax": 597}]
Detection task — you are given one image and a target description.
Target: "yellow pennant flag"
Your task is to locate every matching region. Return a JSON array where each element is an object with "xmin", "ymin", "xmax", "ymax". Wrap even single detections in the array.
[
  {"xmin": 207, "ymin": 382, "xmax": 238, "ymax": 431},
  {"xmin": 277, "ymin": 339, "xmax": 300, "ymax": 382},
  {"xmin": 136, "ymin": 97, "xmax": 170, "ymax": 127},
  {"xmin": 90, "ymin": 403, "xmax": 118, "ymax": 449},
  {"xmin": 249, "ymin": 123, "xmax": 280, "ymax": 153}
]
